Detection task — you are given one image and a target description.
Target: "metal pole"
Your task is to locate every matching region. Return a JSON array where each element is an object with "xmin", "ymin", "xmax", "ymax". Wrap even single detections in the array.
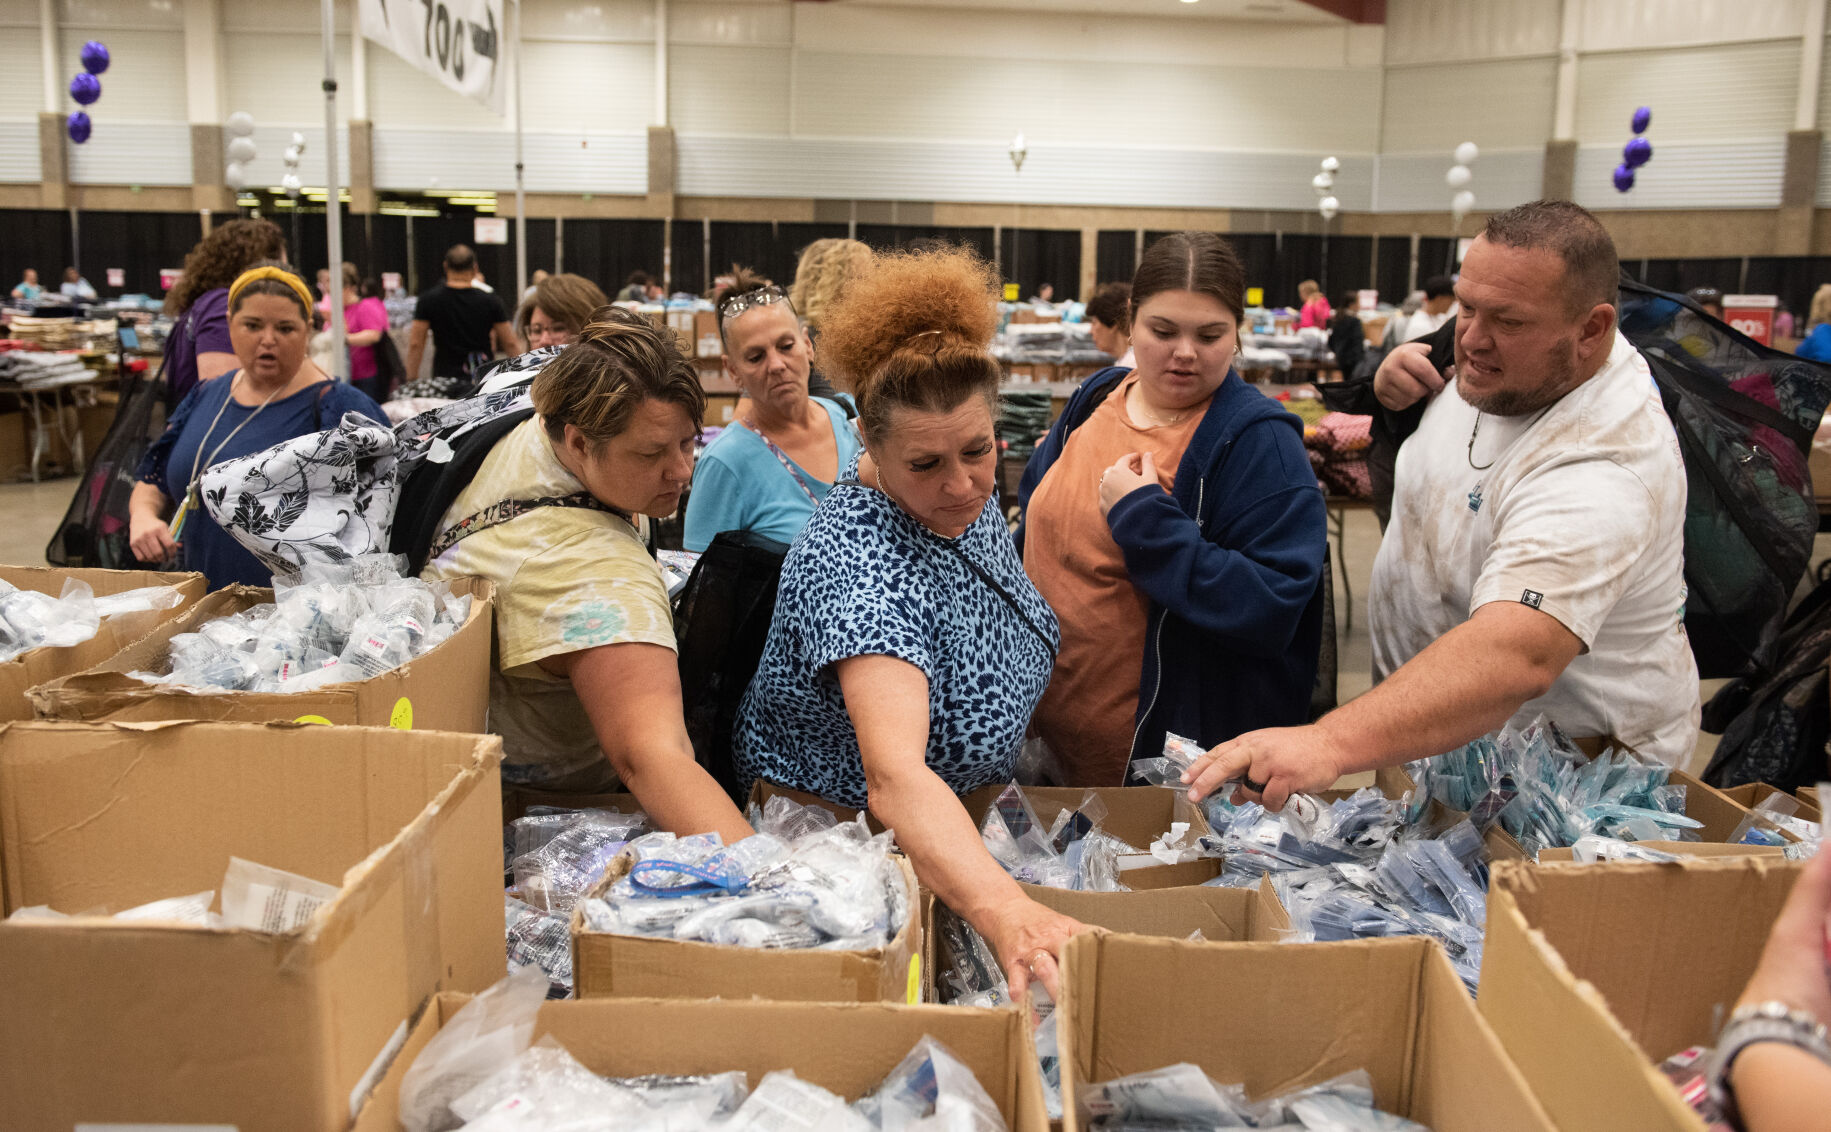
[
  {"xmin": 322, "ymin": 0, "xmax": 346, "ymax": 379},
  {"xmin": 513, "ymin": 0, "xmax": 527, "ymax": 300}
]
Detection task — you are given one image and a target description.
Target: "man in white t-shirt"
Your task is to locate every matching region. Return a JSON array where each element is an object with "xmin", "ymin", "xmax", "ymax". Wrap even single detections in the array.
[{"xmin": 1181, "ymin": 199, "xmax": 1699, "ymax": 810}]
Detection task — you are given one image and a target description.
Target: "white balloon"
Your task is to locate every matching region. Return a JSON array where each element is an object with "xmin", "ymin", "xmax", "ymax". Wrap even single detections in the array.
[
  {"xmin": 1319, "ymin": 195, "xmax": 1340, "ymax": 220},
  {"xmin": 1446, "ymin": 164, "xmax": 1472, "ymax": 189},
  {"xmin": 1320, "ymin": 156, "xmax": 1341, "ymax": 173},
  {"xmin": 283, "ymin": 145, "xmax": 302, "ymax": 167},
  {"xmin": 227, "ymin": 136, "xmax": 257, "ymax": 164},
  {"xmin": 225, "ymin": 161, "xmax": 247, "ymax": 190},
  {"xmin": 1312, "ymin": 171, "xmax": 1334, "ymax": 195},
  {"xmin": 289, "ymin": 131, "xmax": 306, "ymax": 149},
  {"xmin": 1454, "ymin": 142, "xmax": 1479, "ymax": 166},
  {"xmin": 225, "ymin": 111, "xmax": 255, "ymax": 138},
  {"xmin": 282, "ymin": 172, "xmax": 302, "ymax": 196},
  {"xmin": 1451, "ymin": 189, "xmax": 1476, "ymax": 216}
]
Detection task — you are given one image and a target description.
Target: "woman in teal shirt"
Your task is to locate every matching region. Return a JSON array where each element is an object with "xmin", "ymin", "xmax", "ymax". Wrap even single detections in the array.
[{"xmin": 682, "ymin": 279, "xmax": 863, "ymax": 551}]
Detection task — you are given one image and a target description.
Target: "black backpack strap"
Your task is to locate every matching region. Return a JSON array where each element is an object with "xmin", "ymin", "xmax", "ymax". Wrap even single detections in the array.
[
  {"xmin": 425, "ymin": 492, "xmax": 623, "ymax": 563},
  {"xmin": 392, "ymin": 406, "xmax": 538, "ymax": 574}
]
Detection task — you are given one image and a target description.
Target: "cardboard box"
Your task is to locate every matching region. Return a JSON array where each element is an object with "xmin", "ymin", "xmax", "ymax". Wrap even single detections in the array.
[
  {"xmin": 1720, "ymin": 781, "xmax": 1822, "ymax": 824},
  {"xmin": 1803, "ymin": 784, "xmax": 1820, "ymax": 808},
  {"xmin": 354, "ymin": 992, "xmax": 1049, "ymax": 1132},
  {"xmin": 0, "ymin": 720, "xmax": 505, "ymax": 1131},
  {"xmin": 28, "ymin": 576, "xmax": 494, "ymax": 733},
  {"xmin": 1534, "ymin": 840, "xmax": 1786, "ymax": 861},
  {"xmin": 0, "ymin": 565, "xmax": 206, "ymax": 723},
  {"xmin": 1059, "ymin": 934, "xmax": 1557, "ymax": 1132},
  {"xmin": 1480, "ymin": 856, "xmax": 1804, "ymax": 1132},
  {"xmin": 572, "ymin": 853, "xmax": 923, "ymax": 1004}
]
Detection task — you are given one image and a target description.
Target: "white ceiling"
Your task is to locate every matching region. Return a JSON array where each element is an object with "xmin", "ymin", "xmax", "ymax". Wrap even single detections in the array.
[{"xmin": 828, "ymin": 0, "xmax": 1344, "ymax": 22}]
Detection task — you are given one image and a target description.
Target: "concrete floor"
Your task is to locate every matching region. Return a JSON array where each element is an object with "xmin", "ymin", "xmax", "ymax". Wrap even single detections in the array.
[{"xmin": 3, "ymin": 474, "xmax": 1811, "ymax": 777}]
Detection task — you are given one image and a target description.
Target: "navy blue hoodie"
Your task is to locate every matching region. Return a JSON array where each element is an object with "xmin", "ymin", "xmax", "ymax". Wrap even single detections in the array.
[{"xmin": 1015, "ymin": 367, "xmax": 1328, "ymax": 777}]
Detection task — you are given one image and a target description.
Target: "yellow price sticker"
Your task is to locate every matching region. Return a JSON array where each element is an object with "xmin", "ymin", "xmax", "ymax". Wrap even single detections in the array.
[
  {"xmin": 390, "ymin": 697, "xmax": 414, "ymax": 730},
  {"xmin": 906, "ymin": 954, "xmax": 923, "ymax": 1004},
  {"xmin": 1003, "ymin": 283, "xmax": 1020, "ymax": 302},
  {"xmin": 1246, "ymin": 287, "xmax": 1264, "ymax": 307},
  {"xmin": 294, "ymin": 714, "xmax": 333, "ymax": 726}
]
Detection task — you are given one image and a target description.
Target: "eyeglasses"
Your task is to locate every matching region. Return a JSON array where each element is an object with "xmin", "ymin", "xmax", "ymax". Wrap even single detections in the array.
[{"xmin": 718, "ymin": 284, "xmax": 791, "ymax": 321}]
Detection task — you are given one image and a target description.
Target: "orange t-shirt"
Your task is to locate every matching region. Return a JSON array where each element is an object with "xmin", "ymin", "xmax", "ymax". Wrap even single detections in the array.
[{"xmin": 1023, "ymin": 375, "xmax": 1204, "ymax": 786}]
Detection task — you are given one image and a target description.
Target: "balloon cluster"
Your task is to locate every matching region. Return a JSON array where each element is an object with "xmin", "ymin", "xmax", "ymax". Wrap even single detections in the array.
[
  {"xmin": 65, "ymin": 40, "xmax": 109, "ymax": 144},
  {"xmin": 281, "ymin": 131, "xmax": 306, "ymax": 197},
  {"xmin": 1312, "ymin": 156, "xmax": 1341, "ymax": 220},
  {"xmin": 225, "ymin": 111, "xmax": 256, "ymax": 190},
  {"xmin": 1614, "ymin": 107, "xmax": 1653, "ymax": 193},
  {"xmin": 1447, "ymin": 141, "xmax": 1478, "ymax": 220}
]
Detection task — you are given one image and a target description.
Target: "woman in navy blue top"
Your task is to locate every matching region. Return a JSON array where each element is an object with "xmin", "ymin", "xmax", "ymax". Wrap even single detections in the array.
[
  {"xmin": 733, "ymin": 246, "xmax": 1086, "ymax": 999},
  {"xmin": 130, "ymin": 264, "xmax": 386, "ymax": 589}
]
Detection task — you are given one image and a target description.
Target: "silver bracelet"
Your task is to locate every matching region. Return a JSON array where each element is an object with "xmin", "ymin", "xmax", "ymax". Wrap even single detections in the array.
[{"xmin": 1706, "ymin": 1001, "xmax": 1831, "ymax": 1127}]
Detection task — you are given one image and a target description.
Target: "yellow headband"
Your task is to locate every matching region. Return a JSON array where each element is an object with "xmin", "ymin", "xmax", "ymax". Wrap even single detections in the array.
[{"xmin": 228, "ymin": 266, "xmax": 315, "ymax": 319}]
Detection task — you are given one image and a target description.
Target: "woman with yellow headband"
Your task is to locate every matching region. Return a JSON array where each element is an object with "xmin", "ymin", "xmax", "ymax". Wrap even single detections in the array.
[{"xmin": 129, "ymin": 262, "xmax": 387, "ymax": 589}]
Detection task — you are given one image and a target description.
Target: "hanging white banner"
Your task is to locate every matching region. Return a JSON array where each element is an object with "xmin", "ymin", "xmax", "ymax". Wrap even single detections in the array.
[{"xmin": 360, "ymin": 0, "xmax": 506, "ymax": 115}]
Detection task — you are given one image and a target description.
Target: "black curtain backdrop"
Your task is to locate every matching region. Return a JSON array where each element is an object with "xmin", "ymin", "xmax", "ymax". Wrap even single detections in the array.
[
  {"xmin": 856, "ymin": 224, "xmax": 996, "ymax": 262},
  {"xmin": 1095, "ymin": 229, "xmax": 1137, "ymax": 287},
  {"xmin": 670, "ymin": 219, "xmax": 706, "ymax": 296},
  {"xmin": 561, "ymin": 218, "xmax": 665, "ymax": 298},
  {"xmin": 1418, "ymin": 236, "xmax": 1458, "ymax": 281},
  {"xmin": 997, "ymin": 229, "xmax": 1079, "ymax": 301},
  {"xmin": 1375, "ymin": 236, "xmax": 1413, "ymax": 303}
]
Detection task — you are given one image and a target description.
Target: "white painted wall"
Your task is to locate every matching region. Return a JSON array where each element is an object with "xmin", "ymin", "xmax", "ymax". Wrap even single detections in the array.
[{"xmin": 0, "ymin": 0, "xmax": 1823, "ymax": 212}]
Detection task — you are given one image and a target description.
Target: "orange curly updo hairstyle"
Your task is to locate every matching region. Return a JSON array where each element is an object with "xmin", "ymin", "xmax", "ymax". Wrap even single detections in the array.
[{"xmin": 817, "ymin": 245, "xmax": 1001, "ymax": 446}]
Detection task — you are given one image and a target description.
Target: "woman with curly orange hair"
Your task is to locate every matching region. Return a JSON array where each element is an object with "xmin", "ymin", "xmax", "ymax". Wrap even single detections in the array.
[
  {"xmin": 732, "ymin": 246, "xmax": 1087, "ymax": 998},
  {"xmin": 160, "ymin": 218, "xmax": 287, "ymax": 408}
]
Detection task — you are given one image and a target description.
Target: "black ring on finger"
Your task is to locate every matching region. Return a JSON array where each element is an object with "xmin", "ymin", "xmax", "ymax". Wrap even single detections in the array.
[{"xmin": 1241, "ymin": 774, "xmax": 1267, "ymax": 794}]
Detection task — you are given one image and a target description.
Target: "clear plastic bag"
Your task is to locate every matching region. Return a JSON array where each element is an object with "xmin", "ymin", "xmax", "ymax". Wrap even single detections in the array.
[
  {"xmin": 219, "ymin": 857, "xmax": 340, "ymax": 933},
  {"xmin": 504, "ymin": 896, "xmax": 573, "ymax": 997},
  {"xmin": 399, "ymin": 967, "xmax": 551, "ymax": 1132},
  {"xmin": 855, "ymin": 1036, "xmax": 1004, "ymax": 1132}
]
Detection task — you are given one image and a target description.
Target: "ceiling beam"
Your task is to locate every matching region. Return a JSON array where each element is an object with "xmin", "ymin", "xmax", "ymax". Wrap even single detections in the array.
[{"xmin": 1291, "ymin": 0, "xmax": 1385, "ymax": 23}]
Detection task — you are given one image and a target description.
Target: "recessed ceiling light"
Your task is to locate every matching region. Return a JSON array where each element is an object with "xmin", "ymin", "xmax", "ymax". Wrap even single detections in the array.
[{"xmin": 1181, "ymin": 0, "xmax": 1199, "ymax": 5}]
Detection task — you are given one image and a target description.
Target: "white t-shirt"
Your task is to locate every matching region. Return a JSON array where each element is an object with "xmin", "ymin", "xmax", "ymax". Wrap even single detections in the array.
[{"xmin": 1369, "ymin": 331, "xmax": 1700, "ymax": 765}]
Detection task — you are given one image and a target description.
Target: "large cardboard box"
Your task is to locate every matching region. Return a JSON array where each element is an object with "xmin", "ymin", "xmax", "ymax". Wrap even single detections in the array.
[
  {"xmin": 572, "ymin": 853, "xmax": 923, "ymax": 1004},
  {"xmin": 354, "ymin": 992, "xmax": 1050, "ymax": 1132},
  {"xmin": 1479, "ymin": 856, "xmax": 1805, "ymax": 1132},
  {"xmin": 1058, "ymin": 934, "xmax": 1557, "ymax": 1132},
  {"xmin": 1720, "ymin": 781, "xmax": 1822, "ymax": 824},
  {"xmin": 0, "ymin": 720, "xmax": 506, "ymax": 1130},
  {"xmin": 1535, "ymin": 840, "xmax": 1786, "ymax": 862},
  {"xmin": 0, "ymin": 564, "xmax": 205, "ymax": 722},
  {"xmin": 28, "ymin": 576, "xmax": 494, "ymax": 733}
]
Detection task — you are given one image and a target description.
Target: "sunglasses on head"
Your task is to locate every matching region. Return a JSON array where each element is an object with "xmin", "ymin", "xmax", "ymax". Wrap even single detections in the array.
[{"xmin": 718, "ymin": 285, "xmax": 790, "ymax": 321}]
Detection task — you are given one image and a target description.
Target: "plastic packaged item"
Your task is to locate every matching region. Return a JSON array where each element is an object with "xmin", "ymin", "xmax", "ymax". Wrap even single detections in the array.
[
  {"xmin": 114, "ymin": 890, "xmax": 219, "ymax": 926},
  {"xmin": 1080, "ymin": 1065, "xmax": 1424, "ymax": 1130},
  {"xmin": 722, "ymin": 1071, "xmax": 872, "ymax": 1132},
  {"xmin": 504, "ymin": 896, "xmax": 573, "ymax": 997},
  {"xmin": 749, "ymin": 793, "xmax": 844, "ymax": 842},
  {"xmin": 219, "ymin": 857, "xmax": 341, "ymax": 933},
  {"xmin": 399, "ymin": 967, "xmax": 551, "ymax": 1132},
  {"xmin": 1564, "ymin": 835, "xmax": 1684, "ymax": 863},
  {"xmin": 1128, "ymin": 731, "xmax": 1207, "ymax": 788},
  {"xmin": 854, "ymin": 1035, "xmax": 1005, "ymax": 1132},
  {"xmin": 510, "ymin": 810, "xmax": 651, "ymax": 913}
]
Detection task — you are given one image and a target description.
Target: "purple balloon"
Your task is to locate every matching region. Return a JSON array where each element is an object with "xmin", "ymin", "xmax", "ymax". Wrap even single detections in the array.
[
  {"xmin": 1613, "ymin": 163, "xmax": 1635, "ymax": 193},
  {"xmin": 68, "ymin": 72, "xmax": 100, "ymax": 105},
  {"xmin": 66, "ymin": 111, "xmax": 91, "ymax": 144},
  {"xmin": 1632, "ymin": 105, "xmax": 1652, "ymax": 135},
  {"xmin": 1624, "ymin": 136, "xmax": 1653, "ymax": 168},
  {"xmin": 80, "ymin": 40, "xmax": 110, "ymax": 75}
]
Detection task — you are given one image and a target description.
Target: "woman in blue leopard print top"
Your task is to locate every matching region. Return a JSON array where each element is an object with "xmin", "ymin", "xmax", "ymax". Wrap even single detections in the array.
[{"xmin": 734, "ymin": 247, "xmax": 1089, "ymax": 998}]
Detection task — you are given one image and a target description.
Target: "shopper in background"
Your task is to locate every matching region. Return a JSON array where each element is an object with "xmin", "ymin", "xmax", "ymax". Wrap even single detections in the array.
[
  {"xmin": 1796, "ymin": 284, "xmax": 1831, "ymax": 362},
  {"xmin": 10, "ymin": 268, "xmax": 42, "ymax": 300},
  {"xmin": 790, "ymin": 238, "xmax": 873, "ymax": 347},
  {"xmin": 1384, "ymin": 274, "xmax": 1457, "ymax": 346},
  {"xmin": 334, "ymin": 262, "xmax": 392, "ymax": 403},
  {"xmin": 60, "ymin": 267, "xmax": 96, "ymax": 300},
  {"xmin": 1032, "ymin": 282, "xmax": 1056, "ymax": 306},
  {"xmin": 1688, "ymin": 286, "xmax": 1724, "ymax": 320},
  {"xmin": 681, "ymin": 273, "xmax": 862, "ymax": 552},
  {"xmin": 315, "ymin": 267, "xmax": 333, "ymax": 315},
  {"xmin": 129, "ymin": 264, "xmax": 385, "ymax": 589},
  {"xmin": 421, "ymin": 307, "xmax": 751, "ymax": 841},
  {"xmin": 1327, "ymin": 290, "xmax": 1366, "ymax": 380},
  {"xmin": 1296, "ymin": 279, "xmax": 1330, "ymax": 328},
  {"xmin": 405, "ymin": 244, "xmax": 515, "ymax": 399},
  {"xmin": 160, "ymin": 217, "xmax": 287, "ymax": 408},
  {"xmin": 1085, "ymin": 282, "xmax": 1134, "ymax": 367},
  {"xmin": 616, "ymin": 271, "xmax": 651, "ymax": 303},
  {"xmin": 522, "ymin": 268, "xmax": 549, "ymax": 303},
  {"xmin": 1708, "ymin": 845, "xmax": 1831, "ymax": 1132},
  {"xmin": 516, "ymin": 273, "xmax": 609, "ymax": 352},
  {"xmin": 1183, "ymin": 200, "xmax": 1699, "ymax": 811},
  {"xmin": 733, "ymin": 246, "xmax": 1083, "ymax": 997},
  {"xmin": 1017, "ymin": 231, "xmax": 1327, "ymax": 787}
]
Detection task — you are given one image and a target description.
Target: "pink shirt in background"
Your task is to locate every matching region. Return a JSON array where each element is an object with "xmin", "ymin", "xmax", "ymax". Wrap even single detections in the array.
[
  {"xmin": 1299, "ymin": 296, "xmax": 1332, "ymax": 329},
  {"xmin": 343, "ymin": 296, "xmax": 390, "ymax": 381}
]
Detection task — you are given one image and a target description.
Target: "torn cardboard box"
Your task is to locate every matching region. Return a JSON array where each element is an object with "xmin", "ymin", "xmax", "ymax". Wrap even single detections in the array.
[
  {"xmin": 0, "ymin": 720, "xmax": 505, "ymax": 1131},
  {"xmin": 1058, "ymin": 933, "xmax": 1555, "ymax": 1131},
  {"xmin": 354, "ymin": 992, "xmax": 1049, "ymax": 1132},
  {"xmin": 1479, "ymin": 856, "xmax": 1806, "ymax": 1132},
  {"xmin": 28, "ymin": 576, "xmax": 494, "ymax": 733},
  {"xmin": 0, "ymin": 564, "xmax": 205, "ymax": 722},
  {"xmin": 572, "ymin": 853, "xmax": 922, "ymax": 1004},
  {"xmin": 1059, "ymin": 933, "xmax": 1556, "ymax": 1132}
]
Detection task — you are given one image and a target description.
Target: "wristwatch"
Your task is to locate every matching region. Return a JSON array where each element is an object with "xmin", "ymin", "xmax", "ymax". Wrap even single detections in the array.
[{"xmin": 1706, "ymin": 1001, "xmax": 1831, "ymax": 1125}]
